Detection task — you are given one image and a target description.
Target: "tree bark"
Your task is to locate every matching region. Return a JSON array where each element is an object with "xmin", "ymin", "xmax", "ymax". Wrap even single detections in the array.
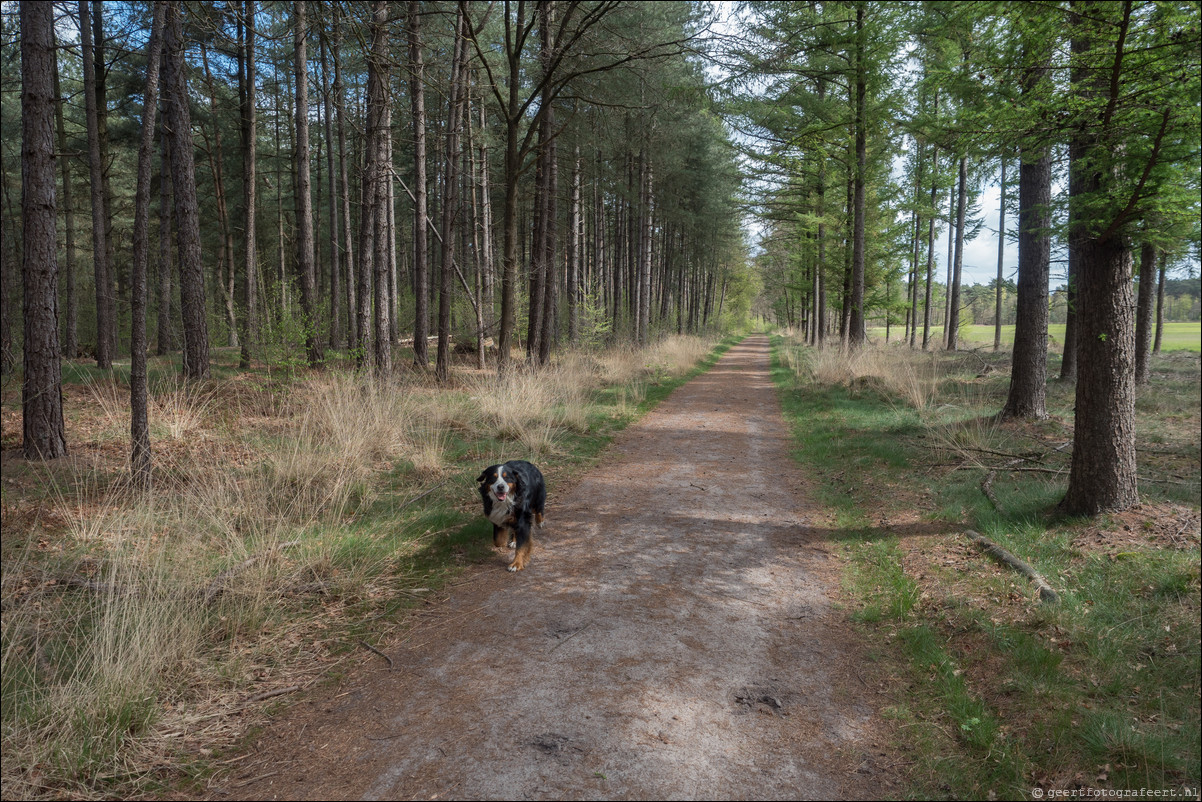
[
  {"xmin": 365, "ymin": 0, "xmax": 391, "ymax": 376},
  {"xmin": 239, "ymin": 0, "xmax": 257, "ymax": 366},
  {"xmin": 947, "ymin": 155, "xmax": 967, "ymax": 351},
  {"xmin": 79, "ymin": 0, "xmax": 114, "ymax": 368},
  {"xmin": 331, "ymin": 3, "xmax": 355, "ymax": 349},
  {"xmin": 636, "ymin": 152, "xmax": 652, "ymax": 348},
  {"xmin": 21, "ymin": 0, "xmax": 67, "ymax": 459},
  {"xmin": 1152, "ymin": 251, "xmax": 1166, "ymax": 354},
  {"xmin": 92, "ymin": 1, "xmax": 118, "ymax": 348},
  {"xmin": 922, "ymin": 94, "xmax": 939, "ymax": 351},
  {"xmin": 567, "ymin": 144, "xmax": 581, "ymax": 345},
  {"xmin": 1133, "ymin": 241, "xmax": 1156, "ymax": 384},
  {"xmin": 409, "ymin": 0, "xmax": 430, "ymax": 369},
  {"xmin": 537, "ymin": 106, "xmax": 559, "ymax": 364},
  {"xmin": 847, "ymin": 2, "xmax": 867, "ymax": 348},
  {"xmin": 993, "ymin": 157, "xmax": 1006, "ymax": 352},
  {"xmin": 1000, "ymin": 146, "xmax": 1050, "ymax": 419},
  {"xmin": 318, "ymin": 17, "xmax": 342, "ymax": 350},
  {"xmin": 1061, "ymin": 232, "xmax": 1138, "ymax": 514},
  {"xmin": 436, "ymin": 5, "xmax": 468, "ymax": 382},
  {"xmin": 162, "ymin": 0, "xmax": 209, "ymax": 380},
  {"xmin": 53, "ymin": 44, "xmax": 79, "ymax": 359},
  {"xmin": 199, "ymin": 41, "xmax": 239, "ymax": 349},
  {"xmin": 157, "ymin": 128, "xmax": 174, "ymax": 355},
  {"xmin": 1061, "ymin": 1, "xmax": 1139, "ymax": 515},
  {"xmin": 130, "ymin": 1, "xmax": 165, "ymax": 486},
  {"xmin": 294, "ymin": 1, "xmax": 320, "ymax": 366},
  {"xmin": 479, "ymin": 99, "xmax": 496, "ymax": 336}
]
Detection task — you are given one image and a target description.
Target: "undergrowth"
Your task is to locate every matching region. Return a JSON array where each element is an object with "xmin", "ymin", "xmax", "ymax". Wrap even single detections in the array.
[
  {"xmin": 770, "ymin": 332, "xmax": 1201, "ymax": 800},
  {"xmin": 0, "ymin": 333, "xmax": 734, "ymax": 800}
]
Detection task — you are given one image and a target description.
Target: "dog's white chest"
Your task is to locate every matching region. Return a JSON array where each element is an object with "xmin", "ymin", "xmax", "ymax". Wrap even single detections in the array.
[{"xmin": 488, "ymin": 499, "xmax": 515, "ymax": 526}]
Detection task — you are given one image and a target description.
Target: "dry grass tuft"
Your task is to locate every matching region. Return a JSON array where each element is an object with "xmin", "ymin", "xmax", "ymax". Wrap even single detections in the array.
[
  {"xmin": 779, "ymin": 338, "xmax": 944, "ymax": 412},
  {"xmin": 1, "ymin": 333, "xmax": 719, "ymax": 800}
]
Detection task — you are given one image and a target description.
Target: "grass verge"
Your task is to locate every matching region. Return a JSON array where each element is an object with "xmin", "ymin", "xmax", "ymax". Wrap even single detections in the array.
[
  {"xmin": 0, "ymin": 333, "xmax": 736, "ymax": 800},
  {"xmin": 770, "ymin": 333, "xmax": 1200, "ymax": 800}
]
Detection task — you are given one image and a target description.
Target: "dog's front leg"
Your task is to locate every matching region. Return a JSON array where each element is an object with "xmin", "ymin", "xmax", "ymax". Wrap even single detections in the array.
[{"xmin": 509, "ymin": 517, "xmax": 534, "ymax": 572}]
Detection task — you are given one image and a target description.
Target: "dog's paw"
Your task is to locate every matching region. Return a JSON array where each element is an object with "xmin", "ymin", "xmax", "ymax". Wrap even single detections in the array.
[
  {"xmin": 507, "ymin": 539, "xmax": 516, "ymax": 549},
  {"xmin": 507, "ymin": 563, "xmax": 519, "ymax": 572}
]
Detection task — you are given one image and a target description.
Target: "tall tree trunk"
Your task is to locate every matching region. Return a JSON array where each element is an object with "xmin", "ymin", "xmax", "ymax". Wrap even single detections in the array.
[
  {"xmin": 387, "ymin": 114, "xmax": 398, "ymax": 346},
  {"xmin": 947, "ymin": 156, "xmax": 967, "ymax": 350},
  {"xmin": 0, "ymin": 180, "xmax": 10, "ymax": 376},
  {"xmin": 922, "ymin": 94, "xmax": 939, "ymax": 351},
  {"xmin": 1152, "ymin": 251, "xmax": 1166, "ymax": 354},
  {"xmin": 839, "ymin": 168, "xmax": 852, "ymax": 347},
  {"xmin": 53, "ymin": 45, "xmax": 79, "ymax": 360},
  {"xmin": 636, "ymin": 152, "xmax": 652, "ymax": 347},
  {"xmin": 157, "ymin": 128, "xmax": 174, "ymax": 355},
  {"xmin": 163, "ymin": 0, "xmax": 209, "ymax": 380},
  {"xmin": 239, "ymin": 0, "xmax": 257, "ymax": 366},
  {"xmin": 1000, "ymin": 146, "xmax": 1050, "ymax": 419},
  {"xmin": 1133, "ymin": 241, "xmax": 1156, "ymax": 384},
  {"xmin": 567, "ymin": 144, "xmax": 581, "ymax": 345},
  {"xmin": 848, "ymin": 2, "xmax": 867, "ymax": 348},
  {"xmin": 318, "ymin": 20, "xmax": 342, "ymax": 349},
  {"xmin": 908, "ymin": 197, "xmax": 919, "ymax": 347},
  {"xmin": 366, "ymin": 0, "xmax": 391, "ymax": 376},
  {"xmin": 436, "ymin": 5, "xmax": 468, "ymax": 382},
  {"xmin": 294, "ymin": 1, "xmax": 320, "ymax": 366},
  {"xmin": 1061, "ymin": 2, "xmax": 1138, "ymax": 515},
  {"xmin": 331, "ymin": 4, "xmax": 355, "ymax": 349},
  {"xmin": 538, "ymin": 129, "xmax": 559, "ymax": 363},
  {"xmin": 527, "ymin": 75, "xmax": 553, "ymax": 359},
  {"xmin": 129, "ymin": 1, "xmax": 165, "ymax": 486},
  {"xmin": 816, "ymin": 141, "xmax": 828, "ymax": 349},
  {"xmin": 79, "ymin": 0, "xmax": 114, "ymax": 368},
  {"xmin": 199, "ymin": 42, "xmax": 239, "ymax": 349},
  {"xmin": 1062, "ymin": 231, "xmax": 1138, "ymax": 513},
  {"xmin": 409, "ymin": 0, "xmax": 430, "ymax": 369},
  {"xmin": 479, "ymin": 99, "xmax": 496, "ymax": 336},
  {"xmin": 0, "ymin": 174, "xmax": 12, "ymax": 375},
  {"xmin": 92, "ymin": 1, "xmax": 118, "ymax": 349},
  {"xmin": 466, "ymin": 97, "xmax": 486, "ymax": 369},
  {"xmin": 994, "ymin": 157, "xmax": 1006, "ymax": 351},
  {"xmin": 21, "ymin": 0, "xmax": 67, "ymax": 458}
]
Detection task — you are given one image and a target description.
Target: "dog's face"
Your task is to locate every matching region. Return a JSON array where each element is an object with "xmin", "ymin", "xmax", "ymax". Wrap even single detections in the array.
[{"xmin": 477, "ymin": 464, "xmax": 520, "ymax": 507}]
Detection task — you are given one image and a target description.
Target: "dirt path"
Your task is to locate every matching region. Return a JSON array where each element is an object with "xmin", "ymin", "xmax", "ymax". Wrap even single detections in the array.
[{"xmin": 227, "ymin": 337, "xmax": 898, "ymax": 801}]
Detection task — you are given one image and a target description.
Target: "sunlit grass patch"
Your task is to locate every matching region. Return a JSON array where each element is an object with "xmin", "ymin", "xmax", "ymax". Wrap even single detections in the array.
[{"xmin": 769, "ymin": 331, "xmax": 1201, "ymax": 799}]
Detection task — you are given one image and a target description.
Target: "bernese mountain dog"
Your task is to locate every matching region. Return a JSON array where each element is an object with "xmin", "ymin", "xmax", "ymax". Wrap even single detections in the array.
[{"xmin": 476, "ymin": 460, "xmax": 546, "ymax": 572}]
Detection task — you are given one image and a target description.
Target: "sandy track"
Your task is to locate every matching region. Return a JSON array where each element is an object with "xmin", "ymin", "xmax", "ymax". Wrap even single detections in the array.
[{"xmin": 227, "ymin": 337, "xmax": 897, "ymax": 801}]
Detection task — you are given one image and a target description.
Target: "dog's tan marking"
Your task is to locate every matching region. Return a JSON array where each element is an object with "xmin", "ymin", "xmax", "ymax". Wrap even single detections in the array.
[
  {"xmin": 493, "ymin": 526, "xmax": 511, "ymax": 549},
  {"xmin": 509, "ymin": 537, "xmax": 533, "ymax": 572}
]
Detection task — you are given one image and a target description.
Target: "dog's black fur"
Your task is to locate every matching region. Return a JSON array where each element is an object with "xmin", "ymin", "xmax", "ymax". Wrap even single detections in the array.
[{"xmin": 476, "ymin": 460, "xmax": 546, "ymax": 572}]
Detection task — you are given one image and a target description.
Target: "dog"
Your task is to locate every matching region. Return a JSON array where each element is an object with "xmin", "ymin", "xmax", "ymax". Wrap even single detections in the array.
[{"xmin": 476, "ymin": 460, "xmax": 546, "ymax": 572}]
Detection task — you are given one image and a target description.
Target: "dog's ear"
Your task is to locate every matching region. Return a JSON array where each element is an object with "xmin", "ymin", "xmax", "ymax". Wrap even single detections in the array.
[{"xmin": 476, "ymin": 468, "xmax": 490, "ymax": 484}]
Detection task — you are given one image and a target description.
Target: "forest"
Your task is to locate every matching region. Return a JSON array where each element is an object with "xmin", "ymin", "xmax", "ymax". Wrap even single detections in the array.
[{"xmin": 1, "ymin": 1, "xmax": 1200, "ymax": 799}]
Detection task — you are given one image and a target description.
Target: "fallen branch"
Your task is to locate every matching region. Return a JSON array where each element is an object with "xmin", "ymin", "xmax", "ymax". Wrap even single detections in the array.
[
  {"xmin": 246, "ymin": 685, "xmax": 300, "ymax": 704},
  {"xmin": 981, "ymin": 470, "xmax": 1001, "ymax": 511},
  {"xmin": 979, "ymin": 441, "xmax": 1073, "ymax": 511},
  {"xmin": 967, "ymin": 530, "xmax": 1059, "ymax": 604},
  {"xmin": 358, "ymin": 639, "xmax": 394, "ymax": 670}
]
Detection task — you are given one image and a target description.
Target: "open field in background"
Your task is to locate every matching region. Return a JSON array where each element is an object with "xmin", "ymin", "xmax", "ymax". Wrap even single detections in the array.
[
  {"xmin": 771, "ymin": 331, "xmax": 1201, "ymax": 799},
  {"xmin": 0, "ymin": 334, "xmax": 732, "ymax": 800},
  {"xmin": 866, "ymin": 322, "xmax": 1202, "ymax": 352}
]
